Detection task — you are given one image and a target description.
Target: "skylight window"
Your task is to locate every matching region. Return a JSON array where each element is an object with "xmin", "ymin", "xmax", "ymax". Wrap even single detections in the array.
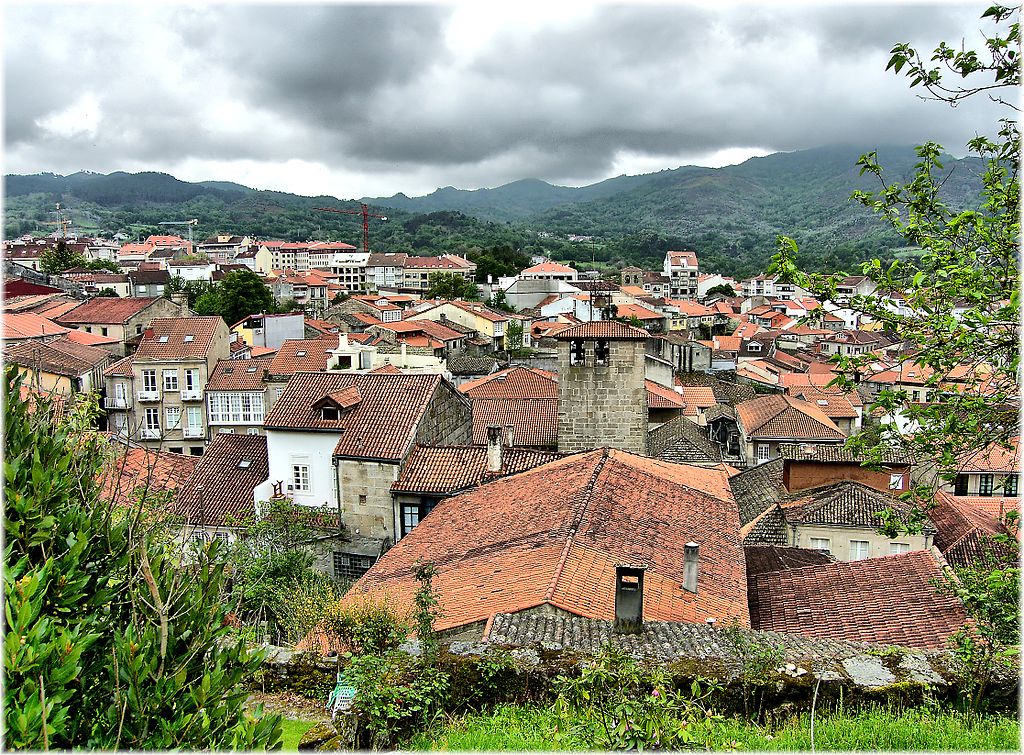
[
  {"xmin": 223, "ymin": 367, "xmax": 234, "ymax": 374},
  {"xmin": 296, "ymin": 351, "xmax": 307, "ymax": 357},
  {"xmin": 183, "ymin": 335, "xmax": 194, "ymax": 343},
  {"xmin": 158, "ymin": 335, "xmax": 169, "ymax": 343},
  {"xmin": 237, "ymin": 459, "xmax": 251, "ymax": 469},
  {"xmin": 247, "ymin": 366, "xmax": 258, "ymax": 372}
]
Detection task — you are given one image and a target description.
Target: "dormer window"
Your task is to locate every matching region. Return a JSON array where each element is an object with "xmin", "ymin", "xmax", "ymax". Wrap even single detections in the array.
[
  {"xmin": 321, "ymin": 407, "xmax": 340, "ymax": 420},
  {"xmin": 570, "ymin": 339, "xmax": 586, "ymax": 366},
  {"xmin": 747, "ymin": 341, "xmax": 762, "ymax": 352},
  {"xmin": 595, "ymin": 339, "xmax": 609, "ymax": 365}
]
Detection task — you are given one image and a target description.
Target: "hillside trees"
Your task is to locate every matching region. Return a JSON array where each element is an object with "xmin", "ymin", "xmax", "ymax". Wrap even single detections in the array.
[
  {"xmin": 3, "ymin": 367, "xmax": 281, "ymax": 749},
  {"xmin": 771, "ymin": 3, "xmax": 1020, "ymax": 482}
]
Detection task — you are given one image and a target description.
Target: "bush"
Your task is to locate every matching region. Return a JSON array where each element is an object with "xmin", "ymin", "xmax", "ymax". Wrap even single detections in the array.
[{"xmin": 553, "ymin": 644, "xmax": 723, "ymax": 750}]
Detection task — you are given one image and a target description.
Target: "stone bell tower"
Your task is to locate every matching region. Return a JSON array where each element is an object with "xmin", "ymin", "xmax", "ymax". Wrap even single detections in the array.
[{"xmin": 554, "ymin": 320, "xmax": 648, "ymax": 453}]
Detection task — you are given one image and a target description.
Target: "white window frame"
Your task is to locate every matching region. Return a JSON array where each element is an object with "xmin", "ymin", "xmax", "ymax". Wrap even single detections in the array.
[
  {"xmin": 809, "ymin": 537, "xmax": 831, "ymax": 552},
  {"xmin": 165, "ymin": 406, "xmax": 181, "ymax": 429},
  {"xmin": 889, "ymin": 542, "xmax": 910, "ymax": 555},
  {"xmin": 292, "ymin": 463, "xmax": 310, "ymax": 493},
  {"xmin": 184, "ymin": 368, "xmax": 199, "ymax": 392},
  {"xmin": 889, "ymin": 473, "xmax": 906, "ymax": 490},
  {"xmin": 144, "ymin": 407, "xmax": 160, "ymax": 431},
  {"xmin": 849, "ymin": 540, "xmax": 870, "ymax": 561},
  {"xmin": 163, "ymin": 369, "xmax": 179, "ymax": 391},
  {"xmin": 756, "ymin": 443, "xmax": 771, "ymax": 463},
  {"xmin": 184, "ymin": 405, "xmax": 202, "ymax": 432},
  {"xmin": 142, "ymin": 369, "xmax": 158, "ymax": 392}
]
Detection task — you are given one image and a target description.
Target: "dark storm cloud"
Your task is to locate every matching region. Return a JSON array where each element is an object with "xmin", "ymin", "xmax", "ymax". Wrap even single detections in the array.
[{"xmin": 3, "ymin": 3, "xmax": 1003, "ymax": 195}]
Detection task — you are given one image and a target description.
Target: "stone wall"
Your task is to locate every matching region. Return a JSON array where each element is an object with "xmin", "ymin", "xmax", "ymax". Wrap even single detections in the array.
[
  {"xmin": 557, "ymin": 338, "xmax": 647, "ymax": 453},
  {"xmin": 414, "ymin": 380, "xmax": 473, "ymax": 447}
]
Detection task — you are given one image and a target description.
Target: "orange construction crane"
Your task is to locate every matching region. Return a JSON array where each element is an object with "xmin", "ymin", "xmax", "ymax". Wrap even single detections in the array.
[{"xmin": 314, "ymin": 204, "xmax": 387, "ymax": 254}]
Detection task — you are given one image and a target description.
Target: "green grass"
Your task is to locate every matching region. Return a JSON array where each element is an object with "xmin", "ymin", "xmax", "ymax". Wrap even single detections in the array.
[
  {"xmin": 277, "ymin": 718, "xmax": 319, "ymax": 751},
  {"xmin": 407, "ymin": 704, "xmax": 1020, "ymax": 751}
]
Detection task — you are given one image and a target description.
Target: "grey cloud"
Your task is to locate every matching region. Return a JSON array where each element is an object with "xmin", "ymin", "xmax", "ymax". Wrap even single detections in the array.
[{"xmin": 3, "ymin": 3, "xmax": 1007, "ymax": 194}]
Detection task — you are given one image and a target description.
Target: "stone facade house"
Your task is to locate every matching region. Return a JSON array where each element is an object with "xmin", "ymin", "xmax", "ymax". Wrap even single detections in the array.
[
  {"xmin": 103, "ymin": 316, "xmax": 230, "ymax": 455},
  {"xmin": 56, "ymin": 296, "xmax": 191, "ymax": 356},
  {"xmin": 735, "ymin": 394, "xmax": 846, "ymax": 465},
  {"xmin": 258, "ymin": 371, "xmax": 472, "ymax": 577}
]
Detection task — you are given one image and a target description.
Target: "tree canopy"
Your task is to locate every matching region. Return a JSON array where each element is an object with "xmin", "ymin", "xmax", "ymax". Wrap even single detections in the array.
[{"xmin": 424, "ymin": 272, "xmax": 480, "ymax": 300}]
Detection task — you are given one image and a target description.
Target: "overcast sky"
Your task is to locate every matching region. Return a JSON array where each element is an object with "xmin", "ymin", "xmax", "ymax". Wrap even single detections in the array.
[{"xmin": 3, "ymin": 1, "xmax": 1002, "ymax": 199}]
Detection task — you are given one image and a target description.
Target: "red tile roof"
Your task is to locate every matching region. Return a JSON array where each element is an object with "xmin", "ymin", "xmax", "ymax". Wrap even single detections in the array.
[
  {"xmin": 63, "ymin": 328, "xmax": 120, "ymax": 347},
  {"xmin": 460, "ymin": 366, "xmax": 558, "ymax": 399},
  {"xmin": 2, "ymin": 312, "xmax": 70, "ymax": 340},
  {"xmin": 748, "ymin": 550, "xmax": 969, "ymax": 648},
  {"xmin": 958, "ymin": 437, "xmax": 1021, "ymax": 474},
  {"xmin": 207, "ymin": 357, "xmax": 272, "ymax": 391},
  {"xmin": 134, "ymin": 317, "xmax": 226, "ymax": 361},
  {"xmin": 736, "ymin": 394, "xmax": 845, "ymax": 441},
  {"xmin": 373, "ymin": 319, "xmax": 465, "ymax": 342},
  {"xmin": 615, "ymin": 303, "xmax": 664, "ymax": 321},
  {"xmin": 99, "ymin": 445, "xmax": 200, "ymax": 507},
  {"xmin": 56, "ymin": 297, "xmax": 158, "ymax": 325},
  {"xmin": 929, "ymin": 491, "xmax": 1017, "ymax": 567},
  {"xmin": 521, "ymin": 261, "xmax": 577, "ymax": 274},
  {"xmin": 471, "ymin": 398, "xmax": 558, "ymax": 448},
  {"xmin": 346, "ymin": 449, "xmax": 746, "ymax": 632},
  {"xmin": 264, "ymin": 372, "xmax": 457, "ymax": 461},
  {"xmin": 645, "ymin": 380, "xmax": 685, "ymax": 409},
  {"xmin": 5, "ymin": 338, "xmax": 108, "ymax": 376},
  {"xmin": 789, "ymin": 388, "xmax": 861, "ymax": 418},
  {"xmin": 103, "ymin": 355, "xmax": 134, "ymax": 378},
  {"xmin": 552, "ymin": 320, "xmax": 649, "ymax": 340},
  {"xmin": 174, "ymin": 435, "xmax": 269, "ymax": 526},
  {"xmin": 267, "ymin": 337, "xmax": 338, "ymax": 375},
  {"xmin": 392, "ymin": 444, "xmax": 562, "ymax": 494}
]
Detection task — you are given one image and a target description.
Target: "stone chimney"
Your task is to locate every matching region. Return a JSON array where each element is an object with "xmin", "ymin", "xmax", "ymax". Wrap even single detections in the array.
[
  {"xmin": 613, "ymin": 565, "xmax": 645, "ymax": 634},
  {"xmin": 683, "ymin": 542, "xmax": 699, "ymax": 593},
  {"xmin": 486, "ymin": 425, "xmax": 505, "ymax": 473},
  {"xmin": 170, "ymin": 291, "xmax": 187, "ymax": 306},
  {"xmin": 505, "ymin": 425, "xmax": 515, "ymax": 447}
]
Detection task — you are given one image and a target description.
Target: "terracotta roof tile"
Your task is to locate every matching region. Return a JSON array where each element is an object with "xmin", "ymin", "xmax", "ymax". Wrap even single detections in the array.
[
  {"xmin": 103, "ymin": 354, "xmax": 134, "ymax": 378},
  {"xmin": 174, "ymin": 435, "xmax": 269, "ymax": 526},
  {"xmin": 461, "ymin": 366, "xmax": 558, "ymax": 399},
  {"xmin": 2, "ymin": 312, "xmax": 70, "ymax": 340},
  {"xmin": 471, "ymin": 398, "xmax": 558, "ymax": 448},
  {"xmin": 267, "ymin": 337, "xmax": 337, "ymax": 375},
  {"xmin": 392, "ymin": 444, "xmax": 562, "ymax": 494},
  {"xmin": 347, "ymin": 449, "xmax": 747, "ymax": 632},
  {"xmin": 207, "ymin": 357, "xmax": 272, "ymax": 391},
  {"xmin": 553, "ymin": 320, "xmax": 649, "ymax": 340},
  {"xmin": 521, "ymin": 261, "xmax": 577, "ymax": 274},
  {"xmin": 99, "ymin": 445, "xmax": 199, "ymax": 507},
  {"xmin": 736, "ymin": 394, "xmax": 845, "ymax": 441},
  {"xmin": 645, "ymin": 380, "xmax": 685, "ymax": 409},
  {"xmin": 748, "ymin": 550, "xmax": 969, "ymax": 648},
  {"xmin": 5, "ymin": 338, "xmax": 110, "ymax": 376},
  {"xmin": 134, "ymin": 317, "xmax": 226, "ymax": 361},
  {"xmin": 264, "ymin": 372, "xmax": 455, "ymax": 461},
  {"xmin": 928, "ymin": 491, "xmax": 1017, "ymax": 568},
  {"xmin": 56, "ymin": 297, "xmax": 158, "ymax": 325},
  {"xmin": 777, "ymin": 443, "xmax": 913, "ymax": 465},
  {"xmin": 958, "ymin": 437, "xmax": 1021, "ymax": 474}
]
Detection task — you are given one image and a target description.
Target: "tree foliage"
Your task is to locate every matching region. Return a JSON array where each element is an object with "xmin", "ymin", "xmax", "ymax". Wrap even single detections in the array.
[
  {"xmin": 770, "ymin": 4, "xmax": 1020, "ymax": 483},
  {"xmin": 3, "ymin": 366, "xmax": 281, "ymax": 750},
  {"xmin": 424, "ymin": 272, "xmax": 480, "ymax": 300},
  {"xmin": 39, "ymin": 240, "xmax": 85, "ymax": 274}
]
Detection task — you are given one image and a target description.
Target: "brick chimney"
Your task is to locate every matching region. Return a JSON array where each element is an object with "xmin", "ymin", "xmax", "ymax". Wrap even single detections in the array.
[
  {"xmin": 613, "ymin": 565, "xmax": 645, "ymax": 634},
  {"xmin": 683, "ymin": 542, "xmax": 699, "ymax": 593},
  {"xmin": 486, "ymin": 425, "xmax": 505, "ymax": 473}
]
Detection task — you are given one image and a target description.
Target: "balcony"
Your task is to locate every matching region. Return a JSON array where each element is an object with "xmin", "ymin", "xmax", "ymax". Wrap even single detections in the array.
[
  {"xmin": 104, "ymin": 396, "xmax": 130, "ymax": 410},
  {"xmin": 180, "ymin": 390, "xmax": 203, "ymax": 401},
  {"xmin": 137, "ymin": 390, "xmax": 160, "ymax": 402},
  {"xmin": 140, "ymin": 428, "xmax": 161, "ymax": 440},
  {"xmin": 183, "ymin": 426, "xmax": 204, "ymax": 439}
]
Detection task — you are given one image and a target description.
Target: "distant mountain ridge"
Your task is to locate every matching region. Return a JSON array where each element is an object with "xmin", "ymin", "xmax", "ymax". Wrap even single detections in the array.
[{"xmin": 4, "ymin": 144, "xmax": 984, "ymax": 278}]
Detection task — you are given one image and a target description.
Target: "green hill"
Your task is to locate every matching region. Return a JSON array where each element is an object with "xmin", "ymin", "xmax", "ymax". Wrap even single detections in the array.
[{"xmin": 3, "ymin": 144, "xmax": 984, "ymax": 278}]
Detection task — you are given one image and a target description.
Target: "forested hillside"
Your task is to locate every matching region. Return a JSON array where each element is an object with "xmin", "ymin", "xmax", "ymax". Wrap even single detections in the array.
[{"xmin": 4, "ymin": 145, "xmax": 983, "ymax": 278}]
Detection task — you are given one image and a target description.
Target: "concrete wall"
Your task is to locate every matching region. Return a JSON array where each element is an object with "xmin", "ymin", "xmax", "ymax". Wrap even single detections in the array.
[
  {"xmin": 265, "ymin": 431, "xmax": 340, "ymax": 509},
  {"xmin": 557, "ymin": 338, "xmax": 647, "ymax": 454},
  {"xmin": 791, "ymin": 524, "xmax": 930, "ymax": 562}
]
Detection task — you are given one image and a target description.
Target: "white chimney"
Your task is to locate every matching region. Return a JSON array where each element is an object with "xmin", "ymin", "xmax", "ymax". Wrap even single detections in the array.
[
  {"xmin": 505, "ymin": 425, "xmax": 515, "ymax": 448},
  {"xmin": 486, "ymin": 425, "xmax": 504, "ymax": 473},
  {"xmin": 340, "ymin": 333, "xmax": 349, "ymax": 349},
  {"xmin": 683, "ymin": 542, "xmax": 699, "ymax": 593}
]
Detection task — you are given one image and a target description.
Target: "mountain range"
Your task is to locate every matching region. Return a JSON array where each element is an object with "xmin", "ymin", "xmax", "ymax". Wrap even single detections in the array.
[{"xmin": 4, "ymin": 144, "xmax": 984, "ymax": 278}]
